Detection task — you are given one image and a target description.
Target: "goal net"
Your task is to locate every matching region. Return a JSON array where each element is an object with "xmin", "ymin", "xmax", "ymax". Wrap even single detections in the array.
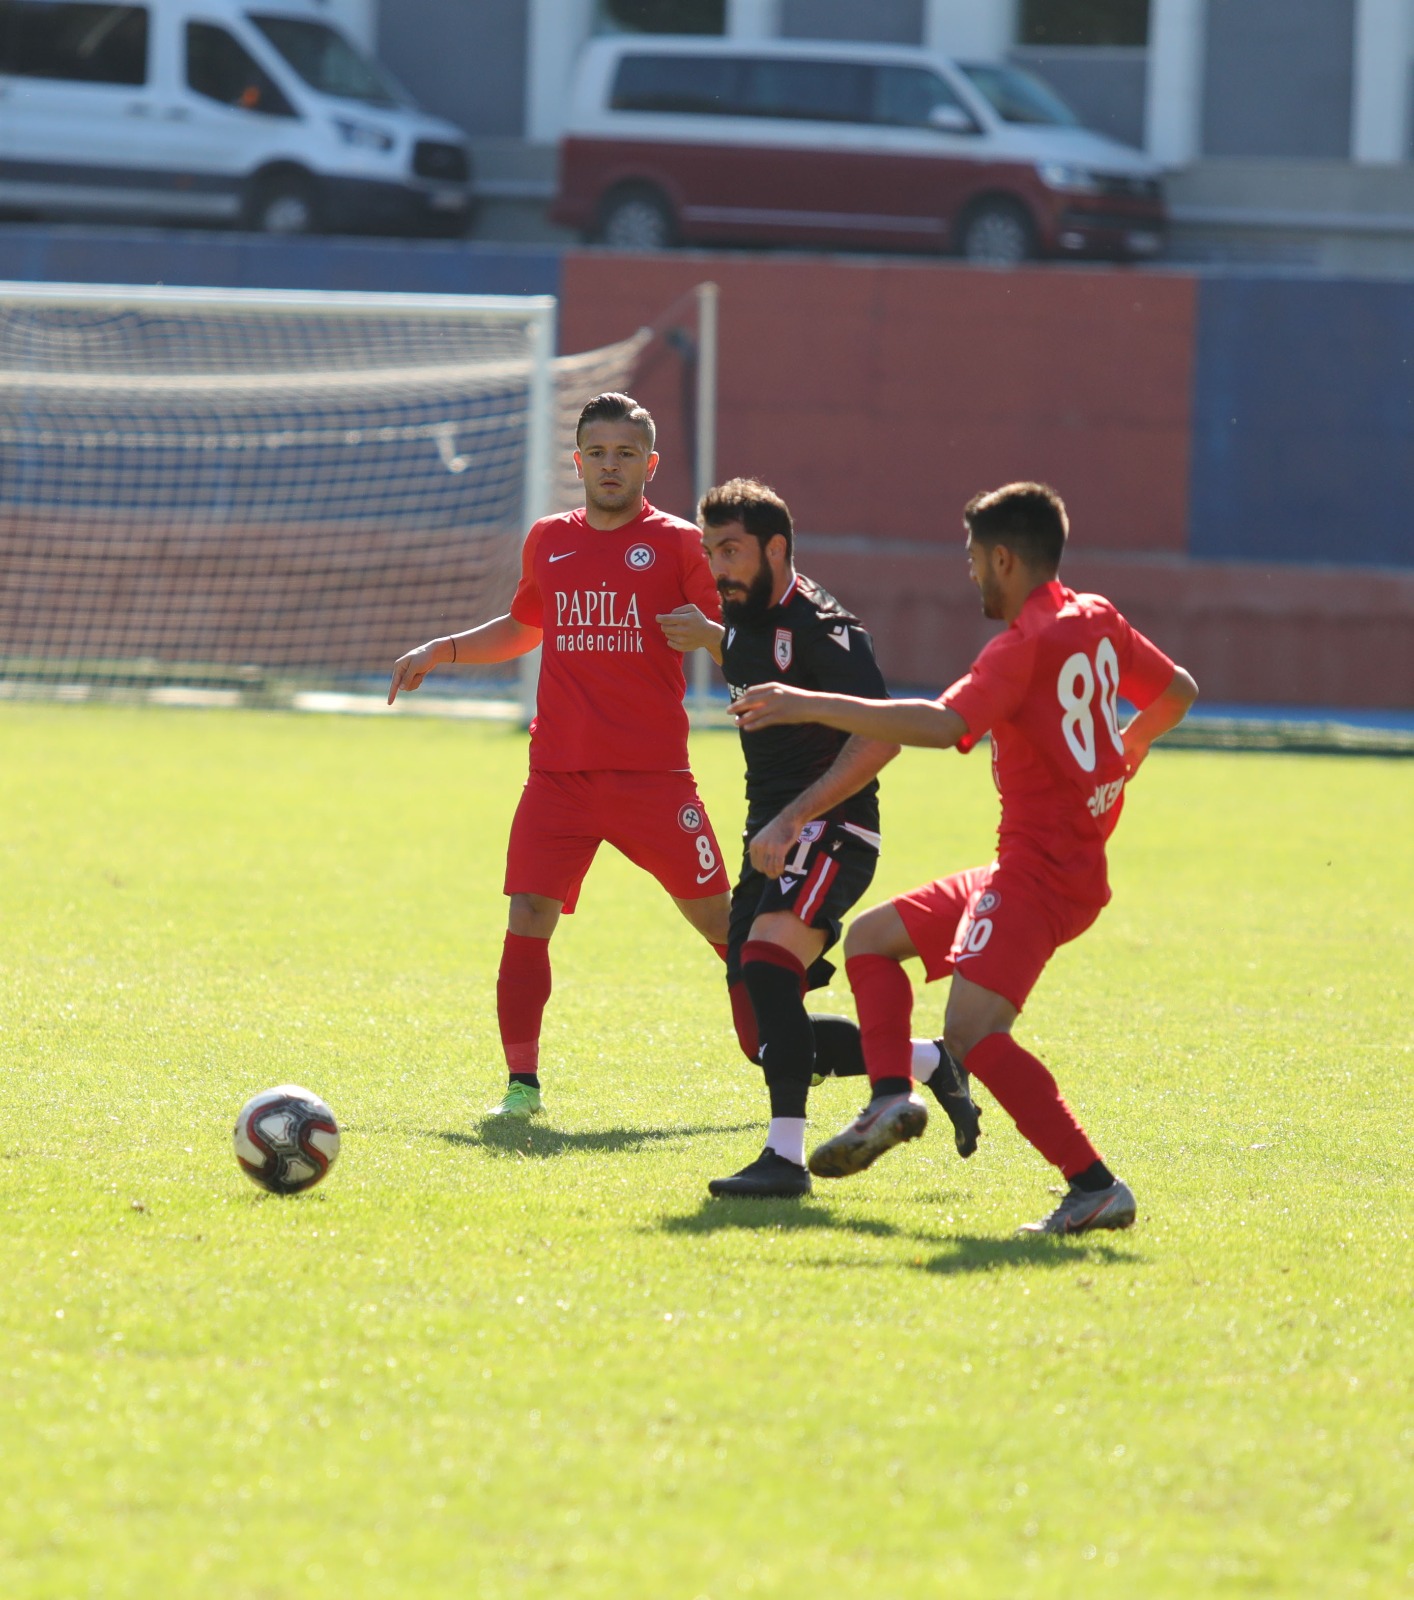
[{"xmin": 0, "ymin": 283, "xmax": 651, "ymax": 705}]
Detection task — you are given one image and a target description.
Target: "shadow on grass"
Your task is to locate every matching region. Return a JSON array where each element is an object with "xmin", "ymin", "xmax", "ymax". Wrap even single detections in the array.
[
  {"xmin": 657, "ymin": 1200, "xmax": 898, "ymax": 1238},
  {"xmin": 915, "ymin": 1233, "xmax": 1145, "ymax": 1276},
  {"xmin": 428, "ymin": 1121, "xmax": 757, "ymax": 1159}
]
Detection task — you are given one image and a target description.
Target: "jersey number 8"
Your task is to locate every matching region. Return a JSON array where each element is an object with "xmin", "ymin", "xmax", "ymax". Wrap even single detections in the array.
[{"xmin": 1057, "ymin": 639, "xmax": 1125, "ymax": 774}]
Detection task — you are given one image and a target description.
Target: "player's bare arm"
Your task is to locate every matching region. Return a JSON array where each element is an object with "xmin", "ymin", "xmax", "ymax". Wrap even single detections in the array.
[
  {"xmin": 732, "ymin": 683, "xmax": 969, "ymax": 750},
  {"xmin": 388, "ymin": 613, "xmax": 542, "ymax": 704},
  {"xmin": 656, "ymin": 604, "xmax": 725, "ymax": 663},
  {"xmin": 749, "ymin": 735, "xmax": 899, "ymax": 878},
  {"xmin": 1121, "ymin": 665, "xmax": 1199, "ymax": 777}
]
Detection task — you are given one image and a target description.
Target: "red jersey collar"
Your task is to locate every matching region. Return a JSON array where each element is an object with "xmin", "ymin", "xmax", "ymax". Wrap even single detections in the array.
[
  {"xmin": 573, "ymin": 499, "xmax": 655, "ymax": 533},
  {"xmin": 1014, "ymin": 578, "xmax": 1071, "ymax": 627}
]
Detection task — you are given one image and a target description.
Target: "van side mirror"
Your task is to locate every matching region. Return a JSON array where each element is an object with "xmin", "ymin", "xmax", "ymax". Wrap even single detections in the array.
[{"xmin": 928, "ymin": 105, "xmax": 977, "ymax": 134}]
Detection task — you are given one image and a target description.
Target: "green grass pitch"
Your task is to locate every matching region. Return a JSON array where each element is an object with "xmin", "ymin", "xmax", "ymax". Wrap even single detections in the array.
[{"xmin": 0, "ymin": 702, "xmax": 1409, "ymax": 1599}]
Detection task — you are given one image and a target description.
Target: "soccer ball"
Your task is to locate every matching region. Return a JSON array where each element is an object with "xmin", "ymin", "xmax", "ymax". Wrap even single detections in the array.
[{"xmin": 233, "ymin": 1084, "xmax": 340, "ymax": 1195}]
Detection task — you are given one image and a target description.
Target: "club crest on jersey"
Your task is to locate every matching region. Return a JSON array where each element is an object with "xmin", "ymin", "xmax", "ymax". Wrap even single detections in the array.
[
  {"xmin": 798, "ymin": 821, "xmax": 825, "ymax": 845},
  {"xmin": 677, "ymin": 803, "xmax": 704, "ymax": 833},
  {"xmin": 773, "ymin": 628, "xmax": 793, "ymax": 671},
  {"xmin": 975, "ymin": 891, "xmax": 1000, "ymax": 915},
  {"xmin": 626, "ymin": 544, "xmax": 655, "ymax": 571}
]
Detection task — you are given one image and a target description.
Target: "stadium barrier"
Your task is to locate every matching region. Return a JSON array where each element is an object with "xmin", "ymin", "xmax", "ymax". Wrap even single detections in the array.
[{"xmin": 3, "ymin": 229, "xmax": 1410, "ymax": 713}]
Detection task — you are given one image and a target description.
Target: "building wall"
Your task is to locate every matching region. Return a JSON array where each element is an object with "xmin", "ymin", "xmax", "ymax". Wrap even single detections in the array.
[
  {"xmin": 377, "ymin": 0, "xmax": 527, "ymax": 138},
  {"xmin": 779, "ymin": 0, "xmax": 923, "ymax": 44},
  {"xmin": 1202, "ymin": 0, "xmax": 1357, "ymax": 158},
  {"xmin": 1010, "ymin": 46, "xmax": 1149, "ymax": 147},
  {"xmin": 368, "ymin": 0, "xmax": 1410, "ymax": 168}
]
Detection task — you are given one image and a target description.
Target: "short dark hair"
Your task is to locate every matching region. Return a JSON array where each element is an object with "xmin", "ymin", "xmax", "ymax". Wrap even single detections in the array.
[
  {"xmin": 576, "ymin": 391, "xmax": 655, "ymax": 451},
  {"xmin": 698, "ymin": 477, "xmax": 793, "ymax": 559},
  {"xmin": 964, "ymin": 482, "xmax": 1068, "ymax": 573}
]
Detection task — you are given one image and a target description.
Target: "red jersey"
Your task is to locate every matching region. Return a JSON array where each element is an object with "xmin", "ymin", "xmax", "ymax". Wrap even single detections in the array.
[
  {"xmin": 940, "ymin": 581, "xmax": 1176, "ymax": 910},
  {"xmin": 509, "ymin": 500, "xmax": 719, "ymax": 772}
]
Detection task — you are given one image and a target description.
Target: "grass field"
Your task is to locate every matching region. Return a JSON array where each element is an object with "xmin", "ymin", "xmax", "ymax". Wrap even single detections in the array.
[{"xmin": 0, "ymin": 701, "xmax": 1409, "ymax": 1599}]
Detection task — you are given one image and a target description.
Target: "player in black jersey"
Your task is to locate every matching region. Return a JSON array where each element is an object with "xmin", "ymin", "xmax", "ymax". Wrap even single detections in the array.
[{"xmin": 660, "ymin": 479, "xmax": 979, "ymax": 1197}]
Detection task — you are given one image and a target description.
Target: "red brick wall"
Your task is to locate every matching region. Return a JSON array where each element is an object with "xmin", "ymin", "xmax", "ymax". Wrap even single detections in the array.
[
  {"xmin": 801, "ymin": 543, "xmax": 1414, "ymax": 709},
  {"xmin": 561, "ymin": 252, "xmax": 1412, "ymax": 709},
  {"xmin": 561, "ymin": 252, "xmax": 1196, "ymax": 554}
]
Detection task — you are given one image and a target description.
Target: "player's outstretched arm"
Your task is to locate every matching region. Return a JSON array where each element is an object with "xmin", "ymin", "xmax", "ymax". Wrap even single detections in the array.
[
  {"xmin": 388, "ymin": 614, "xmax": 542, "ymax": 704},
  {"xmin": 1121, "ymin": 666, "xmax": 1199, "ymax": 777},
  {"xmin": 748, "ymin": 735, "xmax": 900, "ymax": 878},
  {"xmin": 732, "ymin": 683, "xmax": 968, "ymax": 750},
  {"xmin": 657, "ymin": 604, "xmax": 726, "ymax": 664}
]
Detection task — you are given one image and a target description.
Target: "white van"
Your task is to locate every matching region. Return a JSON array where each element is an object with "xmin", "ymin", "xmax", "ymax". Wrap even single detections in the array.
[
  {"xmin": 554, "ymin": 37, "xmax": 1164, "ymax": 264},
  {"xmin": 0, "ymin": 0, "xmax": 473, "ymax": 234}
]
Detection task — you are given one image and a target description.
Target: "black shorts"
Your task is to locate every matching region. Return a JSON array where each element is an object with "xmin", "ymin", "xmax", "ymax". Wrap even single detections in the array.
[{"xmin": 725, "ymin": 819, "xmax": 880, "ymax": 990}]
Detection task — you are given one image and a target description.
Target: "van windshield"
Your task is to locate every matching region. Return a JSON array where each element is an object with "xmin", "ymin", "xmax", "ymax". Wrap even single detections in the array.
[
  {"xmin": 958, "ymin": 63, "xmax": 1078, "ymax": 127},
  {"xmin": 247, "ymin": 14, "xmax": 402, "ymax": 106}
]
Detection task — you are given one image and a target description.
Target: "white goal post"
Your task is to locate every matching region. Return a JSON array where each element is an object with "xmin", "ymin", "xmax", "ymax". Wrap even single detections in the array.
[{"xmin": 0, "ymin": 281, "xmax": 670, "ymax": 709}]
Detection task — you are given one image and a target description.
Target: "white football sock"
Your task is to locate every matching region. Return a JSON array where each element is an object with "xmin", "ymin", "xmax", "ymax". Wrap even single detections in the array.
[
  {"xmin": 766, "ymin": 1117, "xmax": 807, "ymax": 1167},
  {"xmin": 911, "ymin": 1038, "xmax": 942, "ymax": 1082}
]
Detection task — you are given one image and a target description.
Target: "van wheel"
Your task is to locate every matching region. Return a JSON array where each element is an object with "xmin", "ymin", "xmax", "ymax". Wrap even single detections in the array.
[
  {"xmin": 244, "ymin": 174, "xmax": 320, "ymax": 235},
  {"xmin": 597, "ymin": 186, "xmax": 675, "ymax": 251},
  {"xmin": 958, "ymin": 199, "xmax": 1035, "ymax": 265}
]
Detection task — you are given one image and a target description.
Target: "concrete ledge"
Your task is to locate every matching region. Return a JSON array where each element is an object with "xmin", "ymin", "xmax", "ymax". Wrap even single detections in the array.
[{"xmin": 798, "ymin": 540, "xmax": 1414, "ymax": 710}]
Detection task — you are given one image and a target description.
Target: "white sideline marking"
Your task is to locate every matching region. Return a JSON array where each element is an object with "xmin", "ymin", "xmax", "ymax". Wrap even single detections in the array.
[
  {"xmin": 148, "ymin": 687, "xmax": 243, "ymax": 709},
  {"xmin": 292, "ymin": 692, "xmax": 521, "ymax": 721}
]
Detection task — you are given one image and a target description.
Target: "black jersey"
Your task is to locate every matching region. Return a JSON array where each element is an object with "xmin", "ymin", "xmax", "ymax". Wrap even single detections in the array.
[{"xmin": 721, "ymin": 573, "xmax": 888, "ymax": 833}]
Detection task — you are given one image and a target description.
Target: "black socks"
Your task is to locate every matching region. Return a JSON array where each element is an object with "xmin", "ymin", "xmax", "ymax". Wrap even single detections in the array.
[{"xmin": 742, "ymin": 956, "xmax": 815, "ymax": 1119}]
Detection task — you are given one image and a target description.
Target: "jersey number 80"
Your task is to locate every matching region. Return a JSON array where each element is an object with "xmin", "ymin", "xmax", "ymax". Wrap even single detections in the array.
[{"xmin": 1057, "ymin": 639, "xmax": 1125, "ymax": 774}]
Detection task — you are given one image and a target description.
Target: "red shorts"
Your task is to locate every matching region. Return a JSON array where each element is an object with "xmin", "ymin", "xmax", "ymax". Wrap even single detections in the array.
[
  {"xmin": 504, "ymin": 768, "xmax": 729, "ymax": 914},
  {"xmin": 893, "ymin": 863, "xmax": 1102, "ymax": 1014}
]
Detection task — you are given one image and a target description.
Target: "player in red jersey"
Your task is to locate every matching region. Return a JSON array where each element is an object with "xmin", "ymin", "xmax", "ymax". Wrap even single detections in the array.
[
  {"xmin": 732, "ymin": 482, "xmax": 1198, "ymax": 1233},
  {"xmin": 389, "ymin": 393, "xmax": 731, "ymax": 1118}
]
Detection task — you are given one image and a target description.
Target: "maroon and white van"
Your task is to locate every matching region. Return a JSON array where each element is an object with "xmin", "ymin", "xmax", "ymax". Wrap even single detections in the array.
[{"xmin": 552, "ymin": 37, "xmax": 1164, "ymax": 264}]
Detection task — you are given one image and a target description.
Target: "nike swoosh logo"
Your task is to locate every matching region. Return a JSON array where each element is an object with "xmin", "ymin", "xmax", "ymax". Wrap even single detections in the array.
[
  {"xmin": 1062, "ymin": 1196, "xmax": 1118, "ymax": 1231},
  {"xmin": 548, "ymin": 551, "xmax": 575, "ymax": 563},
  {"xmin": 696, "ymin": 869, "xmax": 718, "ymax": 884}
]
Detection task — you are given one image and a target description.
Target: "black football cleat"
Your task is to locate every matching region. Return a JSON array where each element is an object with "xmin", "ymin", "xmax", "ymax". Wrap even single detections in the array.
[
  {"xmin": 924, "ymin": 1039, "xmax": 982, "ymax": 1158},
  {"xmin": 708, "ymin": 1146, "xmax": 812, "ymax": 1199}
]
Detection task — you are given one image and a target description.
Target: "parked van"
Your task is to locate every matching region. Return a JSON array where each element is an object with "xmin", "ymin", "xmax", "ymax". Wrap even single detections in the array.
[
  {"xmin": 0, "ymin": 0, "xmax": 472, "ymax": 233},
  {"xmin": 553, "ymin": 37, "xmax": 1164, "ymax": 264}
]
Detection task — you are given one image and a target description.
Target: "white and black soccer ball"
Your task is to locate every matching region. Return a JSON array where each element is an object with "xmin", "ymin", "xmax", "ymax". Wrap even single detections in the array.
[{"xmin": 233, "ymin": 1085, "xmax": 340, "ymax": 1195}]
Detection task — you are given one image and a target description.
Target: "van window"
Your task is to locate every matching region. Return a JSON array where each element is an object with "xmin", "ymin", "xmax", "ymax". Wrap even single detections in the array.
[
  {"xmin": 740, "ymin": 58, "xmax": 870, "ymax": 124},
  {"xmin": 873, "ymin": 65, "xmax": 973, "ymax": 128},
  {"xmin": 958, "ymin": 63, "xmax": 1078, "ymax": 127},
  {"xmin": 247, "ymin": 14, "xmax": 400, "ymax": 107},
  {"xmin": 610, "ymin": 52, "xmax": 740, "ymax": 115},
  {"xmin": 0, "ymin": 1, "xmax": 147, "ymax": 85},
  {"xmin": 187, "ymin": 21, "xmax": 294, "ymax": 116}
]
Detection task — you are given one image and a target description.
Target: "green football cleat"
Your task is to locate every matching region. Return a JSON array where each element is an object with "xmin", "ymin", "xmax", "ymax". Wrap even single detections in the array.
[{"xmin": 489, "ymin": 1082, "xmax": 542, "ymax": 1118}]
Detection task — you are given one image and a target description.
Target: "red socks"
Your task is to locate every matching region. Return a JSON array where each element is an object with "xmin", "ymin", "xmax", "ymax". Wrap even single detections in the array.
[
  {"xmin": 496, "ymin": 931, "xmax": 552, "ymax": 1075},
  {"xmin": 965, "ymin": 1033, "xmax": 1101, "ymax": 1179},
  {"xmin": 729, "ymin": 981, "xmax": 759, "ymax": 1061},
  {"xmin": 845, "ymin": 953, "xmax": 915, "ymax": 1087}
]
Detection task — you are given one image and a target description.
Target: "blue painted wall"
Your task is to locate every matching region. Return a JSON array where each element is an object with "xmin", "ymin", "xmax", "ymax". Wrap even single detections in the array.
[
  {"xmin": 1191, "ymin": 276, "xmax": 1414, "ymax": 569},
  {"xmin": 0, "ymin": 226, "xmax": 562, "ymax": 301}
]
